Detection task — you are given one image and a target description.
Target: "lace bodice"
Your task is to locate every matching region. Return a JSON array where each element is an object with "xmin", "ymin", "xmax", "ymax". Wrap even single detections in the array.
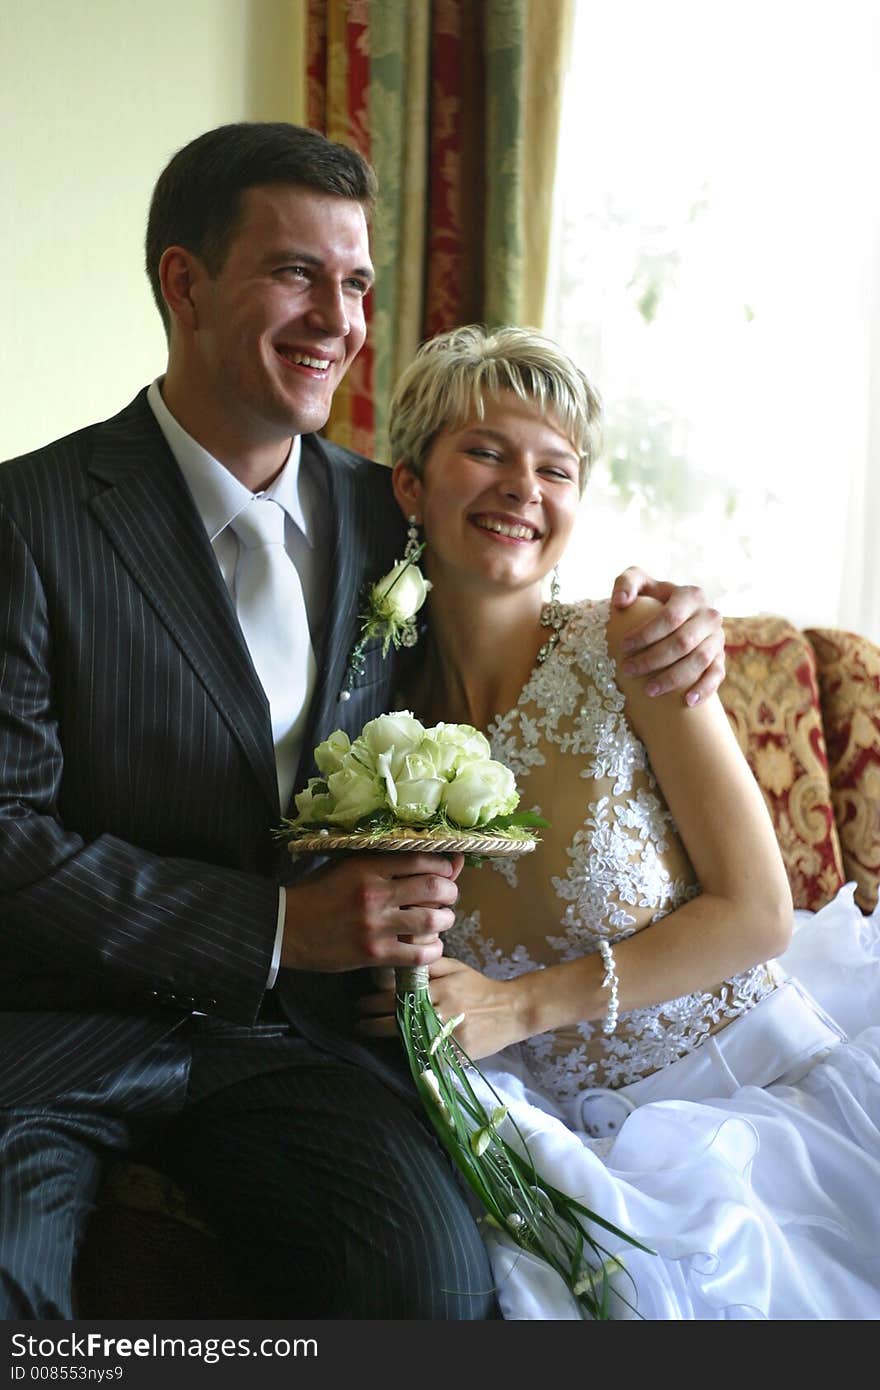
[{"xmin": 445, "ymin": 599, "xmax": 777, "ymax": 1104}]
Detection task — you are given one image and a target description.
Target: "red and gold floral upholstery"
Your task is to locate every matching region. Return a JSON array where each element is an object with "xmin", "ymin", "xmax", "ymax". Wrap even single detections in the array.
[
  {"xmin": 720, "ymin": 615, "xmax": 880, "ymax": 913},
  {"xmin": 803, "ymin": 628, "xmax": 880, "ymax": 913}
]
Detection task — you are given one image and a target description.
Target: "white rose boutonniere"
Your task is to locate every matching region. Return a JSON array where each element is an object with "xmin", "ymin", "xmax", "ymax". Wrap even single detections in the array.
[
  {"xmin": 340, "ymin": 541, "xmax": 431, "ymax": 702},
  {"xmin": 370, "ymin": 560, "xmax": 431, "ymax": 636}
]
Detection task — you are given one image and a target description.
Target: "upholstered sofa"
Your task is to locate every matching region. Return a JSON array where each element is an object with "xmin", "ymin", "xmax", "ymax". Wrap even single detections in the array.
[
  {"xmin": 74, "ymin": 614, "xmax": 880, "ymax": 1317},
  {"xmin": 721, "ymin": 616, "xmax": 879, "ymax": 915}
]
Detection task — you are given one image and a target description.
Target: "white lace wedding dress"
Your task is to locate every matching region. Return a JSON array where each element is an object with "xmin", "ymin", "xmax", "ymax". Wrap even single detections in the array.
[{"xmin": 445, "ymin": 600, "xmax": 880, "ymax": 1320}]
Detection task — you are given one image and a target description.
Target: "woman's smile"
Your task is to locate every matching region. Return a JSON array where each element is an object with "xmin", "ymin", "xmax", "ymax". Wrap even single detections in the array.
[{"xmin": 469, "ymin": 512, "xmax": 543, "ymax": 543}]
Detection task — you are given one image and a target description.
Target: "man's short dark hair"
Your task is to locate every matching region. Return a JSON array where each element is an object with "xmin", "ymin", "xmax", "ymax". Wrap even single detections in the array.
[{"xmin": 145, "ymin": 121, "xmax": 378, "ymax": 334}]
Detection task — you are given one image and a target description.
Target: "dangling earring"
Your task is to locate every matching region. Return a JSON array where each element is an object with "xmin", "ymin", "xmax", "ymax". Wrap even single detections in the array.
[
  {"xmin": 537, "ymin": 567, "xmax": 566, "ymax": 665},
  {"xmin": 399, "ymin": 517, "xmax": 425, "ymax": 648},
  {"xmin": 404, "ymin": 515, "xmax": 421, "ymax": 561},
  {"xmin": 549, "ymin": 567, "xmax": 562, "ymax": 620}
]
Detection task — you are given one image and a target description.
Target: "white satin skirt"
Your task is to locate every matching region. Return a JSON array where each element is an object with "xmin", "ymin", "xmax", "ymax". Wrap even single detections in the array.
[{"xmin": 474, "ymin": 884, "xmax": 880, "ymax": 1320}]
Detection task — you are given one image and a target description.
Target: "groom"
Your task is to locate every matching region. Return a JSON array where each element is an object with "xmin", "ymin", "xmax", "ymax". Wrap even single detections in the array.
[{"xmin": 0, "ymin": 122, "xmax": 725, "ymax": 1319}]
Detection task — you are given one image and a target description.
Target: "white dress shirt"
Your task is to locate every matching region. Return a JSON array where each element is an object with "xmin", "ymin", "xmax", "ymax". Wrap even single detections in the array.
[{"xmin": 147, "ymin": 379, "xmax": 326, "ymax": 987}]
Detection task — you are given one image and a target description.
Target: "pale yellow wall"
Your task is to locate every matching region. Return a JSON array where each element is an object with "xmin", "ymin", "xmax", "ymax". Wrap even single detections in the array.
[{"xmin": 1, "ymin": 0, "xmax": 306, "ymax": 458}]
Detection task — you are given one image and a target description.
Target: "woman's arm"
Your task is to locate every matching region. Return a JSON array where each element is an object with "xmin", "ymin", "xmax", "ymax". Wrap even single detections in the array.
[
  {"xmin": 357, "ymin": 598, "xmax": 792, "ymax": 1059},
  {"xmin": 511, "ymin": 596, "xmax": 792, "ymax": 1040}
]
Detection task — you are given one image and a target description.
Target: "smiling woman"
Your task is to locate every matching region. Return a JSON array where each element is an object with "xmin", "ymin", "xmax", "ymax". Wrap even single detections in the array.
[{"xmin": 387, "ymin": 325, "xmax": 601, "ymax": 730}]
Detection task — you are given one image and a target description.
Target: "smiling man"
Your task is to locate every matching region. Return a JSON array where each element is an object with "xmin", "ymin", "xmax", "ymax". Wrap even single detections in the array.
[
  {"xmin": 0, "ymin": 122, "xmax": 725, "ymax": 1321},
  {"xmin": 157, "ymin": 183, "xmax": 373, "ymax": 484}
]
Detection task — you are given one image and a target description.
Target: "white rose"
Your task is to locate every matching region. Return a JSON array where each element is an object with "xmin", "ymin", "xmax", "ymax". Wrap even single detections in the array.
[
  {"xmin": 357, "ymin": 712, "xmax": 426, "ymax": 782},
  {"xmin": 375, "ymin": 749, "xmax": 444, "ymax": 824},
  {"xmin": 375, "ymin": 749, "xmax": 397, "ymax": 806},
  {"xmin": 389, "ymin": 751, "xmax": 446, "ymax": 824},
  {"xmin": 313, "ymin": 729, "xmax": 351, "ymax": 776},
  {"xmin": 420, "ymin": 723, "xmax": 492, "ymax": 778},
  {"xmin": 371, "ymin": 562, "xmax": 431, "ymax": 624},
  {"xmin": 326, "ymin": 760, "xmax": 386, "ymax": 827},
  {"xmin": 441, "ymin": 760, "xmax": 519, "ymax": 828},
  {"xmin": 292, "ymin": 778, "xmax": 336, "ymax": 825}
]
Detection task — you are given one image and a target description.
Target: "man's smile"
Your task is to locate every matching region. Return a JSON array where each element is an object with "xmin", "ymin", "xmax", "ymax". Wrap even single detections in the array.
[{"xmin": 275, "ymin": 347, "xmax": 332, "ymax": 373}]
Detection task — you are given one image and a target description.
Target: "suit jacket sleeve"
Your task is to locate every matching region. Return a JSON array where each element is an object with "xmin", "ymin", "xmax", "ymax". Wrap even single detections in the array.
[{"xmin": 0, "ymin": 481, "xmax": 279, "ymax": 1027}]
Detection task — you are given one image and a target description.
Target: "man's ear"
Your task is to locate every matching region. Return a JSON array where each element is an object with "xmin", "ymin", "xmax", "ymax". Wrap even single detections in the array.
[
  {"xmin": 158, "ymin": 246, "xmax": 202, "ymax": 331},
  {"xmin": 391, "ymin": 459, "xmax": 422, "ymax": 521}
]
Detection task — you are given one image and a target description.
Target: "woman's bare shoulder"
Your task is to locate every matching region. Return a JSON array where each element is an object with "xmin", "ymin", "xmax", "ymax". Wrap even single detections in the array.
[{"xmin": 603, "ymin": 595, "xmax": 665, "ymax": 657}]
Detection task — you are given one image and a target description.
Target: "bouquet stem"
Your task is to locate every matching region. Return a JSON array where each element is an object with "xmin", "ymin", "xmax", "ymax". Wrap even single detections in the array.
[
  {"xmin": 395, "ymin": 964, "xmax": 430, "ymax": 995},
  {"xmin": 394, "ymin": 968, "xmax": 651, "ymax": 1319}
]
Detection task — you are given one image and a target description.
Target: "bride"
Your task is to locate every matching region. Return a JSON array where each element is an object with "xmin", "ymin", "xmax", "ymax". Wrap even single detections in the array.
[{"xmin": 356, "ymin": 324, "xmax": 880, "ymax": 1320}]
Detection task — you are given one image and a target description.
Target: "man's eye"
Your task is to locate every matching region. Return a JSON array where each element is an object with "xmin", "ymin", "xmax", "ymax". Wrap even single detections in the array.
[
  {"xmin": 542, "ymin": 467, "xmax": 576, "ymax": 481},
  {"xmin": 345, "ymin": 278, "xmax": 371, "ymax": 295},
  {"xmin": 467, "ymin": 448, "xmax": 501, "ymax": 461},
  {"xmin": 278, "ymin": 265, "xmax": 310, "ymax": 279}
]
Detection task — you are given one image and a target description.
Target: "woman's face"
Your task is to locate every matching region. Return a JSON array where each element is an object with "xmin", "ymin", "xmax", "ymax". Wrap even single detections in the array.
[{"xmin": 396, "ymin": 391, "xmax": 581, "ymax": 598}]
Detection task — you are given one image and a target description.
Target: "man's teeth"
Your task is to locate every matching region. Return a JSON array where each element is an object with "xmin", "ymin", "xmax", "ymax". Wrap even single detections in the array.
[
  {"xmin": 280, "ymin": 350, "xmax": 330, "ymax": 370},
  {"xmin": 474, "ymin": 517, "xmax": 537, "ymax": 540}
]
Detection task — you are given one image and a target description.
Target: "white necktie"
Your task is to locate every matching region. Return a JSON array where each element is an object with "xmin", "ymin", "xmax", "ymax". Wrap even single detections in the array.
[{"xmin": 231, "ymin": 497, "xmax": 316, "ymax": 810}]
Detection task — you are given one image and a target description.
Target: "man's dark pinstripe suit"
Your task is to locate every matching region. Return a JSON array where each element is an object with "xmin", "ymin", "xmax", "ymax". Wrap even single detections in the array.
[{"xmin": 0, "ymin": 390, "xmax": 495, "ymax": 1318}]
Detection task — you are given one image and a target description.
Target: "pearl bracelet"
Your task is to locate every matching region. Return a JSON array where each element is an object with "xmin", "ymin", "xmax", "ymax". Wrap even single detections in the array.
[{"xmin": 597, "ymin": 938, "xmax": 620, "ymax": 1035}]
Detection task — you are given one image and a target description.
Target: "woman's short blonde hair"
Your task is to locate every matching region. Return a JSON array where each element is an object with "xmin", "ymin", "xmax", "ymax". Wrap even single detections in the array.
[{"xmin": 387, "ymin": 324, "xmax": 602, "ymax": 491}]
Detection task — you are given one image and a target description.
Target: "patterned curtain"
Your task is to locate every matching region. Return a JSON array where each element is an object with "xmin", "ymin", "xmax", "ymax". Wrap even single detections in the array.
[{"xmin": 306, "ymin": 0, "xmax": 571, "ymax": 461}]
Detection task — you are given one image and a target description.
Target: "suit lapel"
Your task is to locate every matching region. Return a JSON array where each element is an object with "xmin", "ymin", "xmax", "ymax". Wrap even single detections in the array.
[
  {"xmin": 295, "ymin": 436, "xmax": 363, "ymax": 771},
  {"xmin": 87, "ymin": 392, "xmax": 280, "ymax": 814},
  {"xmin": 293, "ymin": 436, "xmax": 404, "ymax": 799}
]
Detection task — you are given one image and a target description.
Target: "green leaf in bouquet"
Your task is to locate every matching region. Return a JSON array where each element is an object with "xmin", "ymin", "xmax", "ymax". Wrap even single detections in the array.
[
  {"xmin": 489, "ymin": 810, "xmax": 551, "ymax": 830},
  {"xmin": 395, "ymin": 975, "xmax": 652, "ymax": 1319}
]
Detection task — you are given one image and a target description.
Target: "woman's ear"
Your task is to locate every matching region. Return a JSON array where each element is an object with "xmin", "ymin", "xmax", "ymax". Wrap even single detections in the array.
[{"xmin": 391, "ymin": 460, "xmax": 422, "ymax": 521}]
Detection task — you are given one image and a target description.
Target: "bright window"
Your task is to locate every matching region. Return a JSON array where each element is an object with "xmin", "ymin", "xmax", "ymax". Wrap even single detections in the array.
[{"xmin": 546, "ymin": 0, "xmax": 880, "ymax": 639}]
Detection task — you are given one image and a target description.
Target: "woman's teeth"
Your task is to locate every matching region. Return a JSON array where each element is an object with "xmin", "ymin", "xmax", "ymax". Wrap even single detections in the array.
[{"xmin": 474, "ymin": 518, "xmax": 537, "ymax": 540}]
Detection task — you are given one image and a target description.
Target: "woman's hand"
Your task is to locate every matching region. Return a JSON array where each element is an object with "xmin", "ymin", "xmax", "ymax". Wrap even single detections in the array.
[
  {"xmin": 355, "ymin": 956, "xmax": 527, "ymax": 1060},
  {"xmin": 610, "ymin": 567, "xmax": 725, "ymax": 705}
]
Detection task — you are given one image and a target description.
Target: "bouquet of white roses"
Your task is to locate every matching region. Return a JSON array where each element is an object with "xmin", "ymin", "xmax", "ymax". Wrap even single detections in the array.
[
  {"xmin": 283, "ymin": 711, "xmax": 545, "ymax": 847},
  {"xmin": 280, "ymin": 715, "xmax": 649, "ymax": 1320}
]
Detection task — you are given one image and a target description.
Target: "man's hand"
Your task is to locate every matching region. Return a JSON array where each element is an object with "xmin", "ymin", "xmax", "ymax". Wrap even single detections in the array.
[
  {"xmin": 280, "ymin": 852, "xmax": 464, "ymax": 973},
  {"xmin": 611, "ymin": 566, "xmax": 725, "ymax": 705}
]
